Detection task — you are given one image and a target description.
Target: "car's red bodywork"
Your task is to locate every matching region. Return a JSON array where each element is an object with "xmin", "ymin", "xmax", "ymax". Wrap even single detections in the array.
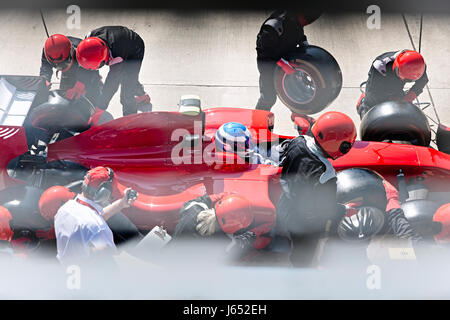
[{"xmin": 2, "ymin": 108, "xmax": 450, "ymax": 234}]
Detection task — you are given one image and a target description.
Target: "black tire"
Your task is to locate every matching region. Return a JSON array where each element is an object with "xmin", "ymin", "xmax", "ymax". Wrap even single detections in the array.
[
  {"xmin": 437, "ymin": 124, "xmax": 450, "ymax": 154},
  {"xmin": 274, "ymin": 45, "xmax": 342, "ymax": 115},
  {"xmin": 401, "ymin": 200, "xmax": 441, "ymax": 237},
  {"xmin": 29, "ymin": 90, "xmax": 95, "ymax": 133},
  {"xmin": 336, "ymin": 168, "xmax": 387, "ymax": 212},
  {"xmin": 0, "ymin": 185, "xmax": 50, "ymax": 230},
  {"xmin": 360, "ymin": 101, "xmax": 431, "ymax": 147}
]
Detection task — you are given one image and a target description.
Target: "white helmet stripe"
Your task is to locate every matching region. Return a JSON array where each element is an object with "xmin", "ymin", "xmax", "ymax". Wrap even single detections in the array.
[{"xmin": 217, "ymin": 126, "xmax": 247, "ymax": 143}]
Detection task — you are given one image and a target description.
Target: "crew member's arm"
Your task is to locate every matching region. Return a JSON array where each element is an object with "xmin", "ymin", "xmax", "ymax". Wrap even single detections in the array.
[
  {"xmin": 172, "ymin": 193, "xmax": 229, "ymax": 239},
  {"xmin": 96, "ymin": 63, "xmax": 122, "ymax": 110},
  {"xmin": 39, "ymin": 49, "xmax": 53, "ymax": 84},
  {"xmin": 404, "ymin": 69, "xmax": 429, "ymax": 102},
  {"xmin": 172, "ymin": 194, "xmax": 214, "ymax": 239},
  {"xmin": 102, "ymin": 188, "xmax": 136, "ymax": 221},
  {"xmin": 383, "ymin": 180, "xmax": 423, "ymax": 242}
]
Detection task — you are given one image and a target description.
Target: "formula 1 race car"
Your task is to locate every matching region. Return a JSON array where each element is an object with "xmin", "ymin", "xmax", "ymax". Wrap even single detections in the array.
[{"xmin": 1, "ymin": 75, "xmax": 450, "ymax": 254}]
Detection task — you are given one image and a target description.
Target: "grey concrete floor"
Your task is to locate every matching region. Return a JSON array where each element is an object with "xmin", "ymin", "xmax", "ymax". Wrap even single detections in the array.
[{"xmin": 1, "ymin": 9, "xmax": 449, "ymax": 136}]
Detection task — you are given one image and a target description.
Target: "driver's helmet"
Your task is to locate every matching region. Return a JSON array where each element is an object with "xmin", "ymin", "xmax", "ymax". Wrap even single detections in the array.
[{"xmin": 214, "ymin": 122, "xmax": 254, "ymax": 159}]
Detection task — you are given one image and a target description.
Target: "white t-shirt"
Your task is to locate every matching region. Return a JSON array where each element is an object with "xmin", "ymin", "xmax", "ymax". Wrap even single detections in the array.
[{"xmin": 54, "ymin": 195, "xmax": 116, "ymax": 263}]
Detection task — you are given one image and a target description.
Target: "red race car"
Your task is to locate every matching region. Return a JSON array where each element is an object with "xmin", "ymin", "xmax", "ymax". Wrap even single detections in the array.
[{"xmin": 0, "ymin": 75, "xmax": 449, "ymax": 251}]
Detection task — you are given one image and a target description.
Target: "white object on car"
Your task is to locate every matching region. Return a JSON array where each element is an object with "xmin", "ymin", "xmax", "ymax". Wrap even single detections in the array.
[{"xmin": 178, "ymin": 94, "xmax": 201, "ymax": 116}]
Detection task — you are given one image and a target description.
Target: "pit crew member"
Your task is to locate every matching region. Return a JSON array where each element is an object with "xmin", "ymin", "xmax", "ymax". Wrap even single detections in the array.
[
  {"xmin": 342, "ymin": 178, "xmax": 424, "ymax": 243},
  {"xmin": 54, "ymin": 166, "xmax": 137, "ymax": 264},
  {"xmin": 276, "ymin": 111, "xmax": 356, "ymax": 267},
  {"xmin": 40, "ymin": 34, "xmax": 103, "ymax": 105},
  {"xmin": 171, "ymin": 193, "xmax": 274, "ymax": 260},
  {"xmin": 255, "ymin": 8, "xmax": 323, "ymax": 111},
  {"xmin": 76, "ymin": 26, "xmax": 152, "ymax": 116},
  {"xmin": 214, "ymin": 122, "xmax": 280, "ymax": 165},
  {"xmin": 357, "ymin": 49, "xmax": 428, "ymax": 119}
]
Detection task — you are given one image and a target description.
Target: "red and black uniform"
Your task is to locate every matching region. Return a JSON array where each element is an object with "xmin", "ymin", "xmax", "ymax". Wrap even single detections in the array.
[
  {"xmin": 276, "ymin": 135, "xmax": 345, "ymax": 267},
  {"xmin": 381, "ymin": 180, "xmax": 423, "ymax": 242},
  {"xmin": 255, "ymin": 10, "xmax": 308, "ymax": 111},
  {"xmin": 173, "ymin": 194, "xmax": 273, "ymax": 260},
  {"xmin": 255, "ymin": 8, "xmax": 323, "ymax": 111},
  {"xmin": 40, "ymin": 36, "xmax": 103, "ymax": 106},
  {"xmin": 358, "ymin": 51, "xmax": 429, "ymax": 119},
  {"xmin": 87, "ymin": 26, "xmax": 146, "ymax": 115}
]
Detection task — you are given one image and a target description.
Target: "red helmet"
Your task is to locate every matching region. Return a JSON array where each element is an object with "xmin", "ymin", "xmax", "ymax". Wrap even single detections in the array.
[
  {"xmin": 76, "ymin": 37, "xmax": 109, "ymax": 70},
  {"xmin": 215, "ymin": 195, "xmax": 253, "ymax": 234},
  {"xmin": 433, "ymin": 203, "xmax": 450, "ymax": 243},
  {"xmin": 44, "ymin": 34, "xmax": 74, "ymax": 72},
  {"xmin": 393, "ymin": 50, "xmax": 426, "ymax": 81},
  {"xmin": 0, "ymin": 206, "xmax": 13, "ymax": 242},
  {"xmin": 39, "ymin": 186, "xmax": 75, "ymax": 221},
  {"xmin": 311, "ymin": 111, "xmax": 357, "ymax": 160}
]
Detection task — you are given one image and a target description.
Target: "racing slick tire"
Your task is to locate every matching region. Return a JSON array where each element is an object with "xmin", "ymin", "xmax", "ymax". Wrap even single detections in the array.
[
  {"xmin": 360, "ymin": 101, "xmax": 431, "ymax": 147},
  {"xmin": 29, "ymin": 90, "xmax": 95, "ymax": 133},
  {"xmin": 437, "ymin": 124, "xmax": 450, "ymax": 154},
  {"xmin": 336, "ymin": 168, "xmax": 387, "ymax": 212},
  {"xmin": 401, "ymin": 199, "xmax": 441, "ymax": 237},
  {"xmin": 274, "ymin": 45, "xmax": 342, "ymax": 115}
]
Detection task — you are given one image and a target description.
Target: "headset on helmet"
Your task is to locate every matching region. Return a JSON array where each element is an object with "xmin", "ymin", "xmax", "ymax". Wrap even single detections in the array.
[
  {"xmin": 392, "ymin": 50, "xmax": 426, "ymax": 81},
  {"xmin": 44, "ymin": 34, "xmax": 74, "ymax": 72},
  {"xmin": 82, "ymin": 167, "xmax": 114, "ymax": 203},
  {"xmin": 76, "ymin": 37, "xmax": 110, "ymax": 70},
  {"xmin": 215, "ymin": 194, "xmax": 253, "ymax": 234},
  {"xmin": 311, "ymin": 111, "xmax": 357, "ymax": 160},
  {"xmin": 214, "ymin": 122, "xmax": 254, "ymax": 159}
]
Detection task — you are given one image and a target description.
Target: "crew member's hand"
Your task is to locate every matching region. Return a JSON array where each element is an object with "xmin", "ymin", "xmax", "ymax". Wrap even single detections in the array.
[
  {"xmin": 121, "ymin": 188, "xmax": 138, "ymax": 208},
  {"xmin": 233, "ymin": 231, "xmax": 256, "ymax": 249},
  {"xmin": 64, "ymin": 81, "xmax": 86, "ymax": 100},
  {"xmin": 45, "ymin": 80, "xmax": 52, "ymax": 90},
  {"xmin": 277, "ymin": 58, "xmax": 296, "ymax": 75},
  {"xmin": 136, "ymin": 94, "xmax": 153, "ymax": 112},
  {"xmin": 403, "ymin": 90, "xmax": 417, "ymax": 103},
  {"xmin": 344, "ymin": 202, "xmax": 361, "ymax": 217},
  {"xmin": 88, "ymin": 107, "xmax": 105, "ymax": 126}
]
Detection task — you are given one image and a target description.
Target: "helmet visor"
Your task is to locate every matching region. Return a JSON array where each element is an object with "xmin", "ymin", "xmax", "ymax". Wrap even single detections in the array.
[{"xmin": 51, "ymin": 50, "xmax": 74, "ymax": 72}]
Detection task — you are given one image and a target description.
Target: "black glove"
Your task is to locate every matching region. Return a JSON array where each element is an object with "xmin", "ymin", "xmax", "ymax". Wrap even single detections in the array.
[{"xmin": 233, "ymin": 231, "xmax": 256, "ymax": 249}]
